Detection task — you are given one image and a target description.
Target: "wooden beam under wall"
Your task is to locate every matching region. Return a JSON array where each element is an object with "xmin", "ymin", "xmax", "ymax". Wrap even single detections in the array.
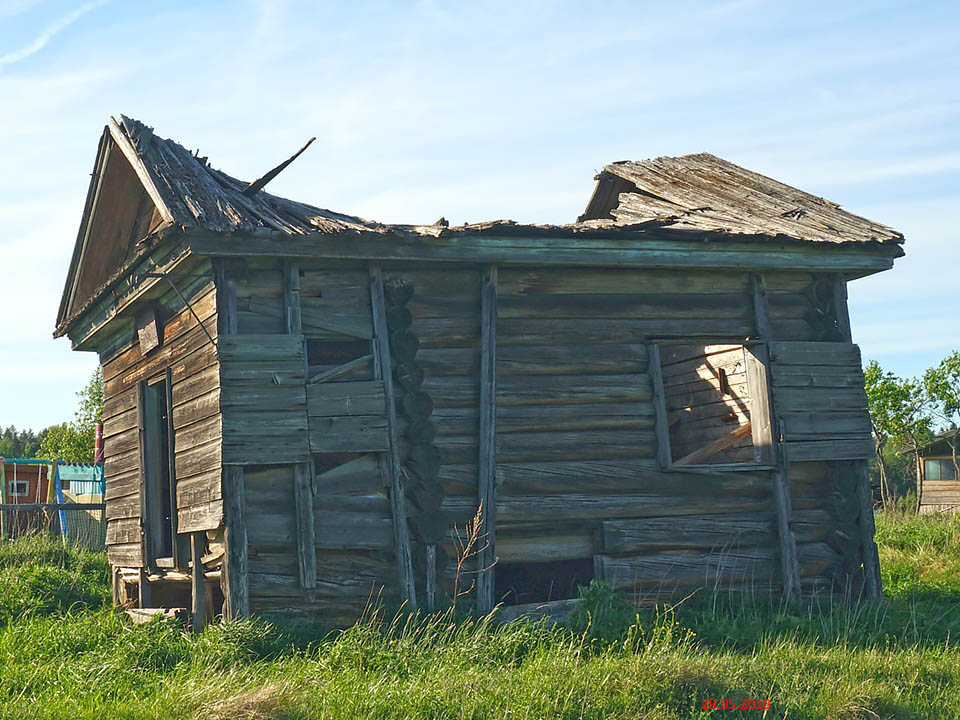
[
  {"xmin": 221, "ymin": 465, "xmax": 249, "ymax": 618},
  {"xmin": 190, "ymin": 531, "xmax": 211, "ymax": 631},
  {"xmin": 477, "ymin": 265, "xmax": 498, "ymax": 615},
  {"xmin": 752, "ymin": 273, "xmax": 800, "ymax": 600},
  {"xmin": 833, "ymin": 278, "xmax": 883, "ymax": 599},
  {"xmin": 369, "ymin": 264, "xmax": 417, "ymax": 611}
]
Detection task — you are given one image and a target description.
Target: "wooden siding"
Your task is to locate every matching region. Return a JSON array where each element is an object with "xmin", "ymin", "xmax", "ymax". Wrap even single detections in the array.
[{"xmin": 101, "ymin": 279, "xmax": 221, "ymax": 567}]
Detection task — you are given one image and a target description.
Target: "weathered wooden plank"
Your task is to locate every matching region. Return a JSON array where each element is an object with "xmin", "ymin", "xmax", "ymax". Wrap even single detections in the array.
[
  {"xmin": 647, "ymin": 345, "xmax": 673, "ymax": 468},
  {"xmin": 106, "ymin": 516, "xmax": 141, "ymax": 545},
  {"xmin": 175, "ymin": 468, "xmax": 222, "ymax": 508},
  {"xmin": 416, "ymin": 344, "xmax": 649, "ymax": 376},
  {"xmin": 496, "ymin": 292, "xmax": 751, "ymax": 319},
  {"xmin": 306, "ymin": 381, "xmax": 385, "ymax": 416},
  {"xmin": 107, "ymin": 541, "xmax": 143, "ymax": 568},
  {"xmin": 370, "ymin": 264, "xmax": 417, "ymax": 610},
  {"xmin": 769, "ymin": 341, "xmax": 861, "ymax": 367},
  {"xmin": 498, "ymin": 267, "xmax": 751, "ymax": 296},
  {"xmin": 174, "ymin": 438, "xmax": 221, "ymax": 479},
  {"xmin": 190, "ymin": 532, "xmax": 211, "ymax": 631},
  {"xmin": 189, "ymin": 233, "xmax": 897, "ymax": 273},
  {"xmin": 439, "ymin": 459, "xmax": 774, "ymax": 497},
  {"xmin": 745, "ymin": 345, "xmax": 775, "ymax": 465},
  {"xmin": 178, "ymin": 499, "xmax": 223, "ymax": 534},
  {"xmin": 497, "ymin": 318, "xmax": 755, "ymax": 346},
  {"xmin": 779, "ymin": 411, "xmax": 872, "ymax": 439},
  {"xmin": 313, "ymin": 454, "xmax": 384, "ymax": 495},
  {"xmin": 493, "ymin": 532, "xmax": 594, "ymax": 562},
  {"xmin": 222, "ymin": 465, "xmax": 248, "ymax": 618},
  {"xmin": 309, "ymin": 416, "xmax": 389, "ymax": 453},
  {"xmin": 597, "ymin": 548, "xmax": 776, "ymax": 593},
  {"xmin": 293, "ymin": 463, "xmax": 317, "ymax": 593},
  {"xmin": 441, "ymin": 494, "xmax": 774, "ymax": 526},
  {"xmin": 784, "ymin": 438, "xmax": 874, "ymax": 462},
  {"xmin": 424, "ymin": 373, "xmax": 652, "ymax": 407},
  {"xmin": 314, "ymin": 511, "xmax": 394, "ymax": 550},
  {"xmin": 772, "ymin": 387, "xmax": 867, "ymax": 412},
  {"xmin": 477, "ymin": 265, "xmax": 497, "ymax": 615},
  {"xmin": 771, "ymin": 365, "xmax": 865, "ymax": 388},
  {"xmin": 673, "ymin": 422, "xmax": 752, "ymax": 466},
  {"xmin": 753, "ymin": 274, "xmax": 800, "ymax": 600},
  {"xmin": 602, "ymin": 514, "xmax": 774, "ymax": 553}
]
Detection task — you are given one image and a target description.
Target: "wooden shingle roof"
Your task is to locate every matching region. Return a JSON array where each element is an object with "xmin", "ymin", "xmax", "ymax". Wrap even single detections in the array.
[
  {"xmin": 110, "ymin": 115, "xmax": 381, "ymax": 236},
  {"xmin": 581, "ymin": 153, "xmax": 904, "ymax": 245}
]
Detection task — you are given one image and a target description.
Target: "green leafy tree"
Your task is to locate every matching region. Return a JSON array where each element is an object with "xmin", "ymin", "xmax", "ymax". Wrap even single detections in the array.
[
  {"xmin": 922, "ymin": 350, "xmax": 960, "ymax": 480},
  {"xmin": 864, "ymin": 361, "xmax": 932, "ymax": 509},
  {"xmin": 38, "ymin": 369, "xmax": 104, "ymax": 463}
]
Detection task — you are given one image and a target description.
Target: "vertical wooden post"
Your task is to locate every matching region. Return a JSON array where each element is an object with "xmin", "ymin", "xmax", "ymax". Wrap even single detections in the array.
[
  {"xmin": 216, "ymin": 260, "xmax": 248, "ymax": 618},
  {"xmin": 284, "ymin": 260, "xmax": 317, "ymax": 597},
  {"xmin": 477, "ymin": 265, "xmax": 498, "ymax": 615},
  {"xmin": 752, "ymin": 274, "xmax": 800, "ymax": 600},
  {"xmin": 293, "ymin": 463, "xmax": 317, "ymax": 596},
  {"xmin": 647, "ymin": 345, "xmax": 672, "ymax": 468},
  {"xmin": 137, "ymin": 567, "xmax": 151, "ymax": 609},
  {"xmin": 190, "ymin": 531, "xmax": 211, "ymax": 631},
  {"xmin": 221, "ymin": 465, "xmax": 249, "ymax": 618},
  {"xmin": 832, "ymin": 277, "xmax": 882, "ymax": 599},
  {"xmin": 426, "ymin": 544, "xmax": 436, "ymax": 613},
  {"xmin": 111, "ymin": 567, "xmax": 121, "ymax": 606},
  {"xmin": 283, "ymin": 260, "xmax": 303, "ymax": 335},
  {"xmin": 369, "ymin": 264, "xmax": 417, "ymax": 611}
]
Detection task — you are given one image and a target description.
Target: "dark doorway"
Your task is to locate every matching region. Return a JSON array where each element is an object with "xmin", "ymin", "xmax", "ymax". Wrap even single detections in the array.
[
  {"xmin": 494, "ymin": 559, "xmax": 595, "ymax": 606},
  {"xmin": 141, "ymin": 376, "xmax": 177, "ymax": 567}
]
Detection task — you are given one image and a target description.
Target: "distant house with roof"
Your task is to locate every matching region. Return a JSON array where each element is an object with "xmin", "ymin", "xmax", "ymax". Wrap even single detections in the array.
[{"xmin": 918, "ymin": 429, "xmax": 960, "ymax": 513}]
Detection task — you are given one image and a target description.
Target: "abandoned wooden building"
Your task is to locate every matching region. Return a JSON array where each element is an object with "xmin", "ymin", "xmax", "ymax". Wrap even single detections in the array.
[
  {"xmin": 917, "ymin": 429, "xmax": 960, "ymax": 514},
  {"xmin": 54, "ymin": 116, "xmax": 904, "ymax": 625}
]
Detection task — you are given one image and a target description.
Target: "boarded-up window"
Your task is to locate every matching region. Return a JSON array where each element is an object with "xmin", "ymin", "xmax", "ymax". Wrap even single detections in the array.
[{"xmin": 768, "ymin": 342, "xmax": 873, "ymax": 462}]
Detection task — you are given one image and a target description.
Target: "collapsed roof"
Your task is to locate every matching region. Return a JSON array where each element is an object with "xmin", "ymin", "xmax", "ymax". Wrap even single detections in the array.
[{"xmin": 56, "ymin": 115, "xmax": 905, "ymax": 336}]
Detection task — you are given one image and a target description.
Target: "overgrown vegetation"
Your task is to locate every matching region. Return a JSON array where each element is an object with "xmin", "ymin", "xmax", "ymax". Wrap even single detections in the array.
[{"xmin": 1, "ymin": 514, "xmax": 960, "ymax": 719}]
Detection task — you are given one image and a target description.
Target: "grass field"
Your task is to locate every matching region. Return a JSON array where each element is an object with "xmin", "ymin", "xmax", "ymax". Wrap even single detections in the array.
[{"xmin": 1, "ymin": 512, "xmax": 959, "ymax": 719}]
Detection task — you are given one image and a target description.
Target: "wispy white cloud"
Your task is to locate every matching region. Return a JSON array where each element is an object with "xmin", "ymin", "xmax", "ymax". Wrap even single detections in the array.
[{"xmin": 0, "ymin": 0, "xmax": 108, "ymax": 71}]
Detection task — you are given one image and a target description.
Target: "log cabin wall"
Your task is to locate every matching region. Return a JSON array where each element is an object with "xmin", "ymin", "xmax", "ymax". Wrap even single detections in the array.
[
  {"xmin": 100, "ymin": 269, "xmax": 221, "ymax": 590},
  {"xmin": 207, "ymin": 259, "xmax": 875, "ymax": 618},
  {"xmin": 221, "ymin": 259, "xmax": 400, "ymax": 624}
]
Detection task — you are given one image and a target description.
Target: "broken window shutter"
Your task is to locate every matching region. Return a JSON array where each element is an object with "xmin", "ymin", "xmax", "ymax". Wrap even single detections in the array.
[{"xmin": 768, "ymin": 341, "xmax": 873, "ymax": 462}]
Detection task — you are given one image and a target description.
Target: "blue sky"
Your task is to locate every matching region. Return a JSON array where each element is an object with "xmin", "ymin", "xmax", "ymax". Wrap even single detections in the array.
[{"xmin": 0, "ymin": 0, "xmax": 957, "ymax": 430}]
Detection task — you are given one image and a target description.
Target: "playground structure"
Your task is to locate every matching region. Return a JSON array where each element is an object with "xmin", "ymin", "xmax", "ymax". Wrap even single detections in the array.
[{"xmin": 0, "ymin": 458, "xmax": 106, "ymax": 548}]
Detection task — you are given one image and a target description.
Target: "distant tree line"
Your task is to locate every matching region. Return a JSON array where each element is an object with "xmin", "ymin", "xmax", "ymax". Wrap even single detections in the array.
[
  {"xmin": 865, "ymin": 350, "xmax": 960, "ymax": 511},
  {"xmin": 0, "ymin": 369, "xmax": 103, "ymax": 464}
]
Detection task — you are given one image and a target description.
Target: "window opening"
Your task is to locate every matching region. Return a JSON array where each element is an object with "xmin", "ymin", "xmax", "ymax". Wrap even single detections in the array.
[
  {"xmin": 8, "ymin": 480, "xmax": 28, "ymax": 497},
  {"xmin": 656, "ymin": 343, "xmax": 763, "ymax": 467}
]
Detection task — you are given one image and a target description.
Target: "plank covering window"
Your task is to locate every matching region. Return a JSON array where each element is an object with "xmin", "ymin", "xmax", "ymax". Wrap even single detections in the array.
[{"xmin": 768, "ymin": 341, "xmax": 873, "ymax": 462}]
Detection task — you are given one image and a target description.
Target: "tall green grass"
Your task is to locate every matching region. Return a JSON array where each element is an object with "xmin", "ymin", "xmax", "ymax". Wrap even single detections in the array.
[{"xmin": 0, "ymin": 516, "xmax": 959, "ymax": 719}]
